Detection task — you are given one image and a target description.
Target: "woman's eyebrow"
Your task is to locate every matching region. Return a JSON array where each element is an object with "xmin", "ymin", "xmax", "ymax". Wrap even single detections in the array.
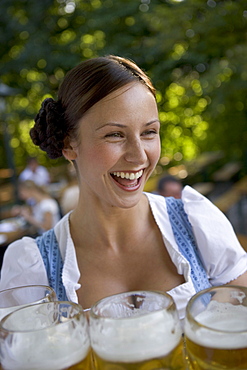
[
  {"xmin": 96, "ymin": 119, "xmax": 160, "ymax": 131},
  {"xmin": 96, "ymin": 123, "xmax": 126, "ymax": 130}
]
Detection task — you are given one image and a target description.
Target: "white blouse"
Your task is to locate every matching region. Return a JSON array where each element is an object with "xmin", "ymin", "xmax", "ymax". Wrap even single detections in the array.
[{"xmin": 1, "ymin": 186, "xmax": 246, "ymax": 320}]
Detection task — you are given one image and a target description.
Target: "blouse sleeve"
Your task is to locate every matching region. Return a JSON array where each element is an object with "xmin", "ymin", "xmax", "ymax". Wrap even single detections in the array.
[
  {"xmin": 181, "ymin": 186, "xmax": 247, "ymax": 285},
  {"xmin": 0, "ymin": 237, "xmax": 49, "ymax": 290}
]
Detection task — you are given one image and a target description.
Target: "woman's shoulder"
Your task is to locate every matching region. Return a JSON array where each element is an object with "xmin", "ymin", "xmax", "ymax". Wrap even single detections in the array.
[
  {"xmin": 1, "ymin": 237, "xmax": 42, "ymax": 276},
  {"xmin": 54, "ymin": 212, "xmax": 70, "ymax": 230},
  {"xmin": 144, "ymin": 191, "xmax": 167, "ymax": 205},
  {"xmin": 144, "ymin": 186, "xmax": 204, "ymax": 203},
  {"xmin": 181, "ymin": 185, "xmax": 228, "ymax": 219},
  {"xmin": 0, "ymin": 236, "xmax": 49, "ymax": 290},
  {"xmin": 182, "ymin": 185, "xmax": 210, "ymax": 202},
  {"xmin": 53, "ymin": 213, "xmax": 72, "ymax": 259},
  {"xmin": 6, "ymin": 236, "xmax": 38, "ymax": 252}
]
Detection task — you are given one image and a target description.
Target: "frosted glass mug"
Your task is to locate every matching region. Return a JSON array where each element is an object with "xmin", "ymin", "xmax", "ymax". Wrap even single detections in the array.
[
  {"xmin": 90, "ymin": 290, "xmax": 186, "ymax": 370},
  {"xmin": 0, "ymin": 301, "xmax": 91, "ymax": 370}
]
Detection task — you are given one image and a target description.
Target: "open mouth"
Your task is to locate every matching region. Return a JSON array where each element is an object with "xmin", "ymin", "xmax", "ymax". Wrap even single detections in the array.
[{"xmin": 110, "ymin": 170, "xmax": 143, "ymax": 189}]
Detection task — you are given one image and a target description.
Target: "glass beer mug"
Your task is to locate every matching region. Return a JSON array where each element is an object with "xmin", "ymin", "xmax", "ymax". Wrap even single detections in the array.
[
  {"xmin": 0, "ymin": 301, "xmax": 91, "ymax": 370},
  {"xmin": 0, "ymin": 285, "xmax": 56, "ymax": 320},
  {"xmin": 89, "ymin": 290, "xmax": 185, "ymax": 370},
  {"xmin": 184, "ymin": 285, "xmax": 247, "ymax": 370}
]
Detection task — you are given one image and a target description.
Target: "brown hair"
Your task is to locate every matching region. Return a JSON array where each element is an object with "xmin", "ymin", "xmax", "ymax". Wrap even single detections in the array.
[{"xmin": 30, "ymin": 55, "xmax": 156, "ymax": 159}]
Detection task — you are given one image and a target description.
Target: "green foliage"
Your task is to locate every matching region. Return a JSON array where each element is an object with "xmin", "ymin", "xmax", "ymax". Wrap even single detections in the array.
[{"xmin": 0, "ymin": 0, "xmax": 247, "ymax": 174}]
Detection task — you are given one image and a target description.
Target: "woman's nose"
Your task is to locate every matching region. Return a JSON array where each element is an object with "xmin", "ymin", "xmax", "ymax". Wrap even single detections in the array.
[{"xmin": 124, "ymin": 138, "xmax": 147, "ymax": 164}]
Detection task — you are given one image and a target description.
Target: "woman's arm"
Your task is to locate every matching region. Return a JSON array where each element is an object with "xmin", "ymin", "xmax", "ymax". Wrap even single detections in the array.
[
  {"xmin": 20, "ymin": 208, "xmax": 53, "ymax": 232},
  {"xmin": 226, "ymin": 270, "xmax": 247, "ymax": 287},
  {"xmin": 182, "ymin": 186, "xmax": 247, "ymax": 285}
]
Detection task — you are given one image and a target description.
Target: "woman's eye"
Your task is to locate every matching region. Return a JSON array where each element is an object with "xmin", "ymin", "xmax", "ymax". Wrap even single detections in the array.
[
  {"xmin": 105, "ymin": 132, "xmax": 122, "ymax": 138},
  {"xmin": 142, "ymin": 129, "xmax": 157, "ymax": 136}
]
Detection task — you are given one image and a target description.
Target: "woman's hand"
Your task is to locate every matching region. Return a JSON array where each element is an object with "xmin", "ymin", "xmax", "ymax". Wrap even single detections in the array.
[
  {"xmin": 11, "ymin": 205, "xmax": 22, "ymax": 217},
  {"xmin": 19, "ymin": 207, "xmax": 32, "ymax": 219}
]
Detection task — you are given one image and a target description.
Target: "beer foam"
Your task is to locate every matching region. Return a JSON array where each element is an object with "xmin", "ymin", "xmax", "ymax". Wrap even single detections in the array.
[
  {"xmin": 1, "ymin": 323, "xmax": 90, "ymax": 370},
  {"xmin": 0, "ymin": 302, "xmax": 41, "ymax": 321},
  {"xmin": 185, "ymin": 301, "xmax": 247, "ymax": 349},
  {"xmin": 0, "ymin": 296, "xmax": 54, "ymax": 321},
  {"xmin": 0, "ymin": 306, "xmax": 16, "ymax": 321},
  {"xmin": 90, "ymin": 309, "xmax": 182, "ymax": 362}
]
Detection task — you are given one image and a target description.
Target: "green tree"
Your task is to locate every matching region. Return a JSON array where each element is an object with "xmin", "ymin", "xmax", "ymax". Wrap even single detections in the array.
[{"xmin": 0, "ymin": 0, "xmax": 246, "ymax": 176}]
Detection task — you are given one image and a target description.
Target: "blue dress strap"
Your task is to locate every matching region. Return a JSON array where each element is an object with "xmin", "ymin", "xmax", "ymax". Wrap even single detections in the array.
[
  {"xmin": 36, "ymin": 229, "xmax": 68, "ymax": 301},
  {"xmin": 165, "ymin": 197, "xmax": 211, "ymax": 292}
]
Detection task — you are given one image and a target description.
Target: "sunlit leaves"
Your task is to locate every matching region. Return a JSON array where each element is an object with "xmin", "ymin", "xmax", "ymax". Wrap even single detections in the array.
[
  {"xmin": 59, "ymin": 29, "xmax": 76, "ymax": 44},
  {"xmin": 8, "ymin": 44, "xmax": 24, "ymax": 59},
  {"xmin": 10, "ymin": 7, "xmax": 29, "ymax": 25},
  {"xmin": 37, "ymin": 59, "xmax": 47, "ymax": 69},
  {"xmin": 57, "ymin": 17, "xmax": 69, "ymax": 28},
  {"xmin": 125, "ymin": 17, "xmax": 135, "ymax": 26},
  {"xmin": 0, "ymin": 0, "xmax": 247, "ymax": 172},
  {"xmin": 191, "ymin": 80, "xmax": 202, "ymax": 96},
  {"xmin": 171, "ymin": 43, "xmax": 188, "ymax": 61},
  {"xmin": 158, "ymin": 74, "xmax": 210, "ymax": 162},
  {"xmin": 54, "ymin": 68, "xmax": 65, "ymax": 81},
  {"xmin": 26, "ymin": 70, "xmax": 47, "ymax": 83}
]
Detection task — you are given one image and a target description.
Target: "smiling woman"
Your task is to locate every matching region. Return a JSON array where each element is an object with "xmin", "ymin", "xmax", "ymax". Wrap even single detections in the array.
[
  {"xmin": 0, "ymin": 55, "xmax": 247, "ymax": 324},
  {"xmin": 60, "ymin": 81, "xmax": 160, "ymax": 207}
]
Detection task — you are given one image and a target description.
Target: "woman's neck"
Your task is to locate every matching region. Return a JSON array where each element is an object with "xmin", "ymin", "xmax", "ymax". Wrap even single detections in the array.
[{"xmin": 69, "ymin": 193, "xmax": 150, "ymax": 251}]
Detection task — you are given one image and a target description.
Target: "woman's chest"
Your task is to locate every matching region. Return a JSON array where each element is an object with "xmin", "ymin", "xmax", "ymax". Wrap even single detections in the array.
[{"xmin": 75, "ymin": 238, "xmax": 185, "ymax": 310}]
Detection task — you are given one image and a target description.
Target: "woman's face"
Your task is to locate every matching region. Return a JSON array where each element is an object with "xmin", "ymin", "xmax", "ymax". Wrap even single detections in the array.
[{"xmin": 68, "ymin": 82, "xmax": 160, "ymax": 209}]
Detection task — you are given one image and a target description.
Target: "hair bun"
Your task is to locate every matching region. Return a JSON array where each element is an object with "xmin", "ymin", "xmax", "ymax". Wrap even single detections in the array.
[{"xmin": 30, "ymin": 98, "xmax": 66, "ymax": 159}]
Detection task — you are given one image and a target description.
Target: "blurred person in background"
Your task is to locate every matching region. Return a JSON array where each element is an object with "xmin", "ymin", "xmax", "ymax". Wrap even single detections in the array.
[
  {"xmin": 157, "ymin": 175, "xmax": 183, "ymax": 199},
  {"xmin": 19, "ymin": 157, "xmax": 50, "ymax": 186},
  {"xmin": 59, "ymin": 163, "xmax": 79, "ymax": 215},
  {"xmin": 12, "ymin": 180, "xmax": 61, "ymax": 235}
]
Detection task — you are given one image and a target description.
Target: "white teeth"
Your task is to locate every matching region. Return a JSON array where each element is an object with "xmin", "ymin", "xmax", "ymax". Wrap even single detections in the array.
[{"xmin": 112, "ymin": 170, "xmax": 143, "ymax": 180}]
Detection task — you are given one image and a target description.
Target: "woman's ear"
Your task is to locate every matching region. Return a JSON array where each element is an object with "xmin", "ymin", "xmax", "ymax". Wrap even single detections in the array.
[
  {"xmin": 62, "ymin": 146, "xmax": 77, "ymax": 160},
  {"xmin": 62, "ymin": 140, "xmax": 78, "ymax": 160}
]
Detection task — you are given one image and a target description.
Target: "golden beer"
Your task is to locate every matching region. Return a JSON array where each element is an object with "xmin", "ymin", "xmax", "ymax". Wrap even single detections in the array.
[
  {"xmin": 90, "ymin": 291, "xmax": 185, "ymax": 370},
  {"xmin": 184, "ymin": 286, "xmax": 247, "ymax": 370},
  {"xmin": 67, "ymin": 349, "xmax": 93, "ymax": 370},
  {"xmin": 92, "ymin": 338, "xmax": 184, "ymax": 370},
  {"xmin": 185, "ymin": 337, "xmax": 247, "ymax": 370}
]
